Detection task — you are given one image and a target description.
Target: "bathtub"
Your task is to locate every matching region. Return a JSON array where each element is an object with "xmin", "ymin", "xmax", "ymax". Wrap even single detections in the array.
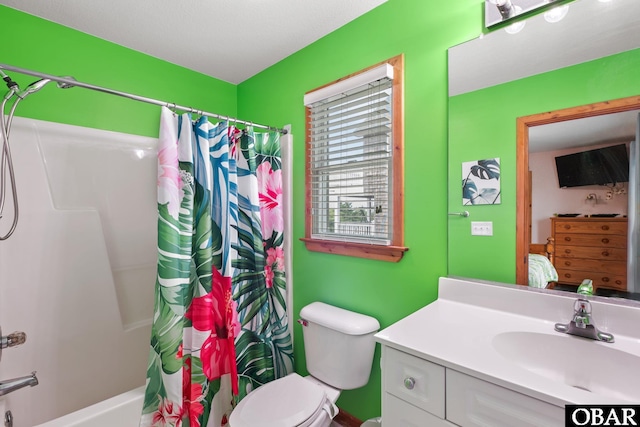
[{"xmin": 34, "ymin": 387, "xmax": 144, "ymax": 427}]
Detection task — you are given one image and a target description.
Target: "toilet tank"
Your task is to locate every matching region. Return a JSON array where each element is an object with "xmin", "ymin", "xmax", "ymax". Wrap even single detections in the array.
[{"xmin": 299, "ymin": 302, "xmax": 380, "ymax": 390}]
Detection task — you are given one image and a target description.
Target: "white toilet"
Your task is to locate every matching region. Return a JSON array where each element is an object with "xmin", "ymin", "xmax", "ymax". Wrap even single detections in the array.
[{"xmin": 229, "ymin": 302, "xmax": 380, "ymax": 427}]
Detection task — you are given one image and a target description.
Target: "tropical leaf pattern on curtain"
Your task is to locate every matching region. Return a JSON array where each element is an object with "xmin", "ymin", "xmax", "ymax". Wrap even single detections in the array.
[
  {"xmin": 140, "ymin": 108, "xmax": 292, "ymax": 427},
  {"xmin": 231, "ymin": 129, "xmax": 293, "ymax": 401}
]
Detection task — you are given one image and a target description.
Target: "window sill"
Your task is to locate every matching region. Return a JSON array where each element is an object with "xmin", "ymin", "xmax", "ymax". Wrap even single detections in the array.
[{"xmin": 301, "ymin": 238, "xmax": 408, "ymax": 262}]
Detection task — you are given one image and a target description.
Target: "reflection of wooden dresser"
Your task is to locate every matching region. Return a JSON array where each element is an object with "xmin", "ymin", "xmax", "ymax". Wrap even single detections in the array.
[{"xmin": 551, "ymin": 217, "xmax": 627, "ymax": 291}]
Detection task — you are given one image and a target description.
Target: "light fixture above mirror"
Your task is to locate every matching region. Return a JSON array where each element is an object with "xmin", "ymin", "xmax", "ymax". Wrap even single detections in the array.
[{"xmin": 485, "ymin": 0, "xmax": 570, "ymax": 28}]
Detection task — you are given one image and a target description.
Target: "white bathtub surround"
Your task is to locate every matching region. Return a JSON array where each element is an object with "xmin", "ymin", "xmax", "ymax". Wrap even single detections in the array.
[
  {"xmin": 0, "ymin": 117, "xmax": 157, "ymax": 426},
  {"xmin": 33, "ymin": 387, "xmax": 145, "ymax": 427},
  {"xmin": 375, "ymin": 277, "xmax": 640, "ymax": 426}
]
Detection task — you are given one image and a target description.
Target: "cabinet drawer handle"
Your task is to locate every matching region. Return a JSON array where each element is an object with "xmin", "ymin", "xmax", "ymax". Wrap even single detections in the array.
[
  {"xmin": 602, "ymin": 238, "xmax": 609, "ymax": 244},
  {"xmin": 602, "ymin": 277, "xmax": 610, "ymax": 283},
  {"xmin": 564, "ymin": 273, "xmax": 572, "ymax": 279},
  {"xmin": 602, "ymin": 225, "xmax": 610, "ymax": 231},
  {"xmin": 564, "ymin": 249, "xmax": 571, "ymax": 254},
  {"xmin": 404, "ymin": 377, "xmax": 416, "ymax": 390},
  {"xmin": 564, "ymin": 237, "xmax": 572, "ymax": 242},
  {"xmin": 616, "ymin": 280, "xmax": 622, "ymax": 285},
  {"xmin": 602, "ymin": 251, "xmax": 609, "ymax": 257},
  {"xmin": 564, "ymin": 225, "xmax": 571, "ymax": 230},
  {"xmin": 564, "ymin": 261, "xmax": 571, "ymax": 266}
]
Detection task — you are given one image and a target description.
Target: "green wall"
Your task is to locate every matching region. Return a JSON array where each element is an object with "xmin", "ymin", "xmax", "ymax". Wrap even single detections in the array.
[
  {"xmin": 237, "ymin": 0, "xmax": 481, "ymax": 420},
  {"xmin": 448, "ymin": 48, "xmax": 640, "ymax": 284},
  {"xmin": 1, "ymin": 1, "xmax": 515, "ymax": 421},
  {"xmin": 0, "ymin": 5, "xmax": 237, "ymax": 137},
  {"xmin": 6, "ymin": 0, "xmax": 639, "ymax": 421}
]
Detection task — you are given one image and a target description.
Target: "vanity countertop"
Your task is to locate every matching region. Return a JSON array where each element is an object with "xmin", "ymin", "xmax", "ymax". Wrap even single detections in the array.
[{"xmin": 375, "ymin": 277, "xmax": 640, "ymax": 407}]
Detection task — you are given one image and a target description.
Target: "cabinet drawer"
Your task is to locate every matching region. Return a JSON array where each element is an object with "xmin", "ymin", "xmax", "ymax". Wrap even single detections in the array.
[
  {"xmin": 383, "ymin": 346, "xmax": 445, "ymax": 417},
  {"xmin": 555, "ymin": 233, "xmax": 627, "ymax": 248},
  {"xmin": 446, "ymin": 370, "xmax": 564, "ymax": 427},
  {"xmin": 555, "ymin": 245, "xmax": 627, "ymax": 261},
  {"xmin": 555, "ymin": 257, "xmax": 626, "ymax": 274},
  {"xmin": 554, "ymin": 220, "xmax": 627, "ymax": 235},
  {"xmin": 383, "ymin": 393, "xmax": 455, "ymax": 427},
  {"xmin": 556, "ymin": 268, "xmax": 627, "ymax": 289}
]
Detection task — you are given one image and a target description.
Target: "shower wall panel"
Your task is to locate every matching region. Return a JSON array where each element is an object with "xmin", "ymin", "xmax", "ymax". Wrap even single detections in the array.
[{"xmin": 0, "ymin": 117, "xmax": 157, "ymax": 426}]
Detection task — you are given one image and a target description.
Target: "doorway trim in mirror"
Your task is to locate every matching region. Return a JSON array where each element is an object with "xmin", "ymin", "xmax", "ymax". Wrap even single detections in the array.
[{"xmin": 515, "ymin": 95, "xmax": 640, "ymax": 285}]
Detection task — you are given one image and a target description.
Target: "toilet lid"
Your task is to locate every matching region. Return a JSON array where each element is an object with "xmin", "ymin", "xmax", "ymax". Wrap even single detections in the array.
[{"xmin": 230, "ymin": 373, "xmax": 327, "ymax": 427}]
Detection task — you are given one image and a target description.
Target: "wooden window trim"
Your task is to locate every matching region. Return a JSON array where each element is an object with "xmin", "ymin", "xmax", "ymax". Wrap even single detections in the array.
[{"xmin": 302, "ymin": 55, "xmax": 408, "ymax": 262}]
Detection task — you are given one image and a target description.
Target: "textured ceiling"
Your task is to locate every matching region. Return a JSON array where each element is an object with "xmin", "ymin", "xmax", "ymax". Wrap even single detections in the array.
[{"xmin": 0, "ymin": 0, "xmax": 386, "ymax": 84}]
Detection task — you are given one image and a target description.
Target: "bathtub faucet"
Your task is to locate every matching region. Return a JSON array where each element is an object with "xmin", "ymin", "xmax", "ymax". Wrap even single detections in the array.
[{"xmin": 0, "ymin": 371, "xmax": 38, "ymax": 396}]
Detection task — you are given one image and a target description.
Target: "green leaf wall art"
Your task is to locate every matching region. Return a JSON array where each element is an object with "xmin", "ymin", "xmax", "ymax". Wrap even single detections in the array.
[{"xmin": 462, "ymin": 158, "xmax": 501, "ymax": 205}]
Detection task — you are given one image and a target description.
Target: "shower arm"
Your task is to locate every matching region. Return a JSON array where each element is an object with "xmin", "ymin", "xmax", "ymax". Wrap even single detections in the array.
[{"xmin": 0, "ymin": 63, "xmax": 288, "ymax": 134}]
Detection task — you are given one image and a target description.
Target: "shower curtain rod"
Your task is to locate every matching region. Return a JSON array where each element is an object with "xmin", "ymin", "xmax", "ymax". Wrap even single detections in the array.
[{"xmin": 0, "ymin": 63, "xmax": 287, "ymax": 134}]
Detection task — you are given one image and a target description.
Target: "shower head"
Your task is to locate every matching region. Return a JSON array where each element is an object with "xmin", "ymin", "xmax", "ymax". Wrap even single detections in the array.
[
  {"xmin": 18, "ymin": 78, "xmax": 52, "ymax": 98},
  {"xmin": 57, "ymin": 76, "xmax": 76, "ymax": 89},
  {"xmin": 16, "ymin": 75, "xmax": 76, "ymax": 99}
]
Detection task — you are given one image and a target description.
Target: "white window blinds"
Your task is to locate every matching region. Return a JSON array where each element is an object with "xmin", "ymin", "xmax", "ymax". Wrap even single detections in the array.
[{"xmin": 306, "ymin": 66, "xmax": 394, "ymax": 245}]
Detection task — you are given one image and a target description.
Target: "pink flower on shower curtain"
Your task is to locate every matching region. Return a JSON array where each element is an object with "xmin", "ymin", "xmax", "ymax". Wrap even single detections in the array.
[
  {"xmin": 185, "ymin": 266, "xmax": 240, "ymax": 394},
  {"xmin": 157, "ymin": 143, "xmax": 183, "ymax": 221},
  {"xmin": 264, "ymin": 247, "xmax": 284, "ymax": 290},
  {"xmin": 266, "ymin": 247, "xmax": 284, "ymax": 270},
  {"xmin": 151, "ymin": 398, "xmax": 181, "ymax": 426},
  {"xmin": 180, "ymin": 358, "xmax": 205, "ymax": 427},
  {"xmin": 264, "ymin": 265, "xmax": 274, "ymax": 289},
  {"xmin": 257, "ymin": 162, "xmax": 283, "ymax": 239}
]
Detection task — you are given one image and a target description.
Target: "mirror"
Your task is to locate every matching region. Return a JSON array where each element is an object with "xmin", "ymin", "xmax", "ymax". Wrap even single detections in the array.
[{"xmin": 447, "ymin": 0, "xmax": 640, "ymax": 301}]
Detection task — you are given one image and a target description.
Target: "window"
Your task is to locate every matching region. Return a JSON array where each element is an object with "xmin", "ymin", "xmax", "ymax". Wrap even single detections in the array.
[{"xmin": 301, "ymin": 55, "xmax": 407, "ymax": 262}]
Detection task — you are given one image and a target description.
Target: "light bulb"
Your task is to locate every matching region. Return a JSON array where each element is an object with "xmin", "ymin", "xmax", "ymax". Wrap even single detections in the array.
[
  {"xmin": 544, "ymin": 4, "xmax": 569, "ymax": 23},
  {"xmin": 504, "ymin": 5, "xmax": 525, "ymax": 34},
  {"xmin": 505, "ymin": 20, "xmax": 526, "ymax": 34}
]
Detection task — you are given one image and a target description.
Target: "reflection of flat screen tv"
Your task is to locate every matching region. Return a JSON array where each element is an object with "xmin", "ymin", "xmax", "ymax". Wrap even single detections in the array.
[{"xmin": 555, "ymin": 144, "xmax": 630, "ymax": 188}]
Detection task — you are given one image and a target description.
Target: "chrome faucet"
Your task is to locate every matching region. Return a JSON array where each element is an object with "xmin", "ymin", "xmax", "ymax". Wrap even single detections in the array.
[
  {"xmin": 0, "ymin": 371, "xmax": 38, "ymax": 397},
  {"xmin": 554, "ymin": 298, "xmax": 614, "ymax": 343}
]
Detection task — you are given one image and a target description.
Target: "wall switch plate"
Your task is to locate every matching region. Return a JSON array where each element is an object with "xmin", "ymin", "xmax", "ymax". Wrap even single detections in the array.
[{"xmin": 471, "ymin": 221, "xmax": 493, "ymax": 236}]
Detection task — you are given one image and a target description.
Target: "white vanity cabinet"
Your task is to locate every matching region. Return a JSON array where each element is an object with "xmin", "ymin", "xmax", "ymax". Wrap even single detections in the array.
[
  {"xmin": 382, "ymin": 346, "xmax": 455, "ymax": 426},
  {"xmin": 381, "ymin": 345, "xmax": 564, "ymax": 427},
  {"xmin": 382, "ymin": 346, "xmax": 446, "ymax": 416},
  {"xmin": 383, "ymin": 393, "xmax": 455, "ymax": 427},
  {"xmin": 446, "ymin": 370, "xmax": 564, "ymax": 426},
  {"xmin": 376, "ymin": 277, "xmax": 640, "ymax": 427}
]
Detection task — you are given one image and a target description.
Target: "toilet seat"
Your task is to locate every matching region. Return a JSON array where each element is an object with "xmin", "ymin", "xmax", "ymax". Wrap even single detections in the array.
[{"xmin": 229, "ymin": 373, "xmax": 337, "ymax": 427}]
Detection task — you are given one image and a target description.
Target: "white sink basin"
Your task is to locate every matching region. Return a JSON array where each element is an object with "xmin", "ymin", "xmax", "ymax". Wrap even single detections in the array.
[{"xmin": 492, "ymin": 331, "xmax": 640, "ymax": 402}]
